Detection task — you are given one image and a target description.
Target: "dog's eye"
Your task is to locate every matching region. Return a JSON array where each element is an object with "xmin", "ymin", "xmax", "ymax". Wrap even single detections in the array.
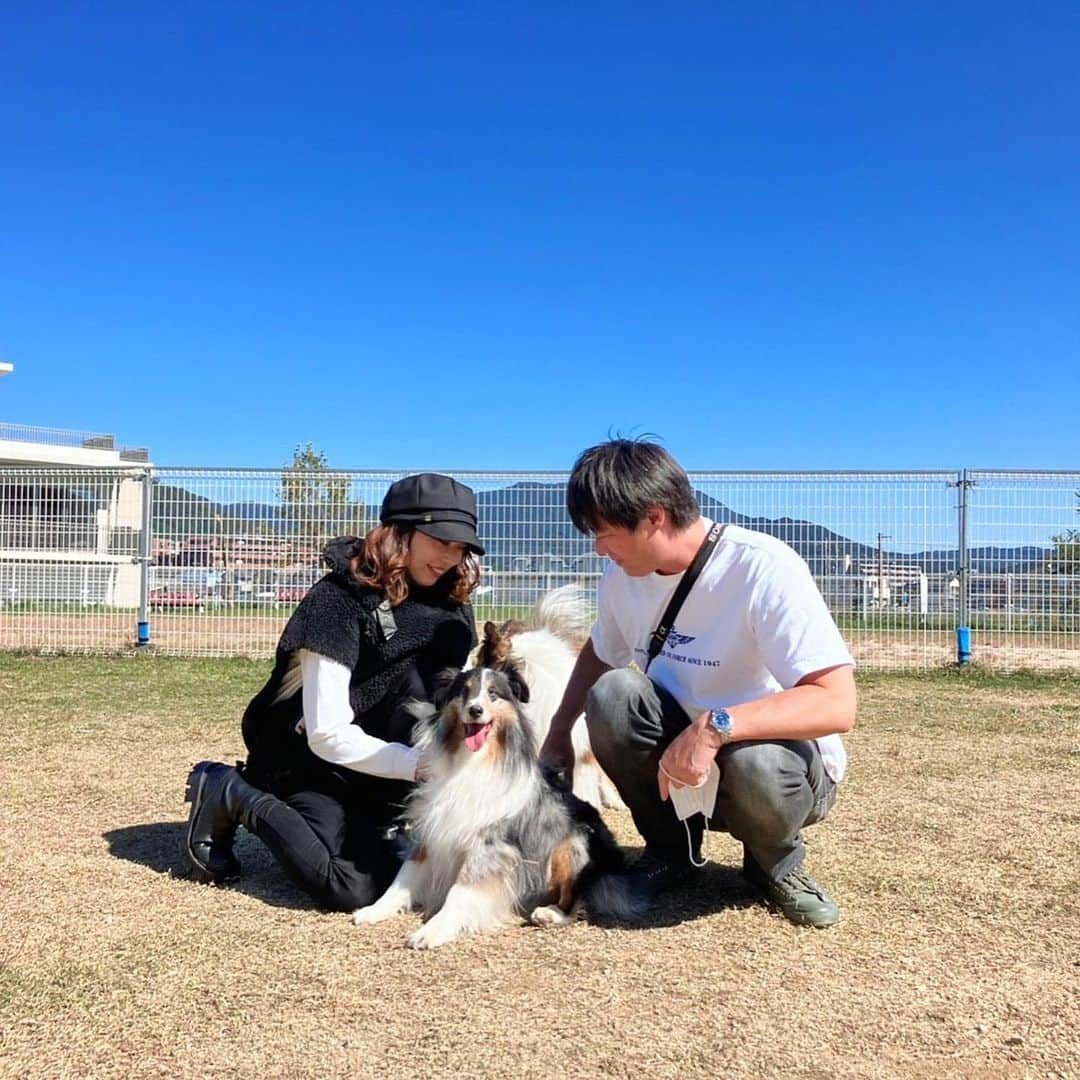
[{"xmin": 488, "ymin": 687, "xmax": 500, "ymax": 702}]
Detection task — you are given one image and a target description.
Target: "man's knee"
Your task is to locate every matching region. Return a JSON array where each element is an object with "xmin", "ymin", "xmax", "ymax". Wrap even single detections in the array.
[
  {"xmin": 585, "ymin": 668, "xmax": 650, "ymax": 747},
  {"xmin": 720, "ymin": 743, "xmax": 808, "ymax": 825},
  {"xmin": 588, "ymin": 667, "xmax": 649, "ymax": 712}
]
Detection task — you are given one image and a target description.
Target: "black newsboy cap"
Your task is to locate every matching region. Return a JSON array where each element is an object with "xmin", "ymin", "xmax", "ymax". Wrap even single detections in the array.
[{"xmin": 380, "ymin": 473, "xmax": 485, "ymax": 555}]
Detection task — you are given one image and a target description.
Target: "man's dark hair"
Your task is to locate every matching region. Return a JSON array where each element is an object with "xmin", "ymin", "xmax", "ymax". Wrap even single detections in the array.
[{"xmin": 566, "ymin": 438, "xmax": 700, "ymax": 534}]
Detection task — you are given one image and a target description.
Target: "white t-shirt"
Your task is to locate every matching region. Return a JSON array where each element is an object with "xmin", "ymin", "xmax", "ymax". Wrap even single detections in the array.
[{"xmin": 590, "ymin": 522, "xmax": 854, "ymax": 783}]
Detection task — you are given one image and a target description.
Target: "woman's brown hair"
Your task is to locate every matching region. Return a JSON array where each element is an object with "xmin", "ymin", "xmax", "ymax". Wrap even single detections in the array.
[{"xmin": 352, "ymin": 524, "xmax": 480, "ymax": 606}]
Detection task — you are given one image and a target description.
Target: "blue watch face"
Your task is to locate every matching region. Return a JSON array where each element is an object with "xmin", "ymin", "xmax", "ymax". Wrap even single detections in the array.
[{"xmin": 710, "ymin": 708, "xmax": 732, "ymax": 734}]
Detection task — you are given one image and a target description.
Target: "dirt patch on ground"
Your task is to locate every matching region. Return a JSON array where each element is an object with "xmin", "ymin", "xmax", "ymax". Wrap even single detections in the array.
[
  {"xmin": 1, "ymin": 660, "xmax": 1077, "ymax": 1078},
  {"xmin": 0, "ymin": 612, "xmax": 285, "ymax": 656},
  {"xmin": 3, "ymin": 613, "xmax": 1080, "ymax": 673}
]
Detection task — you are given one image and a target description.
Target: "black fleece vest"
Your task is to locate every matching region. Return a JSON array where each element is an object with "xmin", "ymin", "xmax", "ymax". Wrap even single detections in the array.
[{"xmin": 240, "ymin": 537, "xmax": 475, "ymax": 775}]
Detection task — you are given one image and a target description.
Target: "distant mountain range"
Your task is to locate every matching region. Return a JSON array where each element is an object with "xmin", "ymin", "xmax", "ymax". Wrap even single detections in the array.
[
  {"xmin": 472, "ymin": 483, "xmax": 1051, "ymax": 574},
  {"xmin": 151, "ymin": 480, "xmax": 1053, "ymax": 574}
]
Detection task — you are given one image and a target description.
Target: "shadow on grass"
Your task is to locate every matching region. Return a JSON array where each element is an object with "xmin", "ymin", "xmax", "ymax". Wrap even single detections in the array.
[
  {"xmin": 103, "ymin": 827, "xmax": 762, "ymax": 925},
  {"xmin": 591, "ymin": 848, "xmax": 762, "ymax": 930},
  {"xmin": 102, "ymin": 822, "xmax": 320, "ymax": 911}
]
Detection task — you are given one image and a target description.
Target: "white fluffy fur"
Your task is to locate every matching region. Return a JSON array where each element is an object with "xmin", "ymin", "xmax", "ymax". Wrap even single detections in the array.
[
  {"xmin": 472, "ymin": 585, "xmax": 625, "ymax": 810},
  {"xmin": 352, "ymin": 682, "xmax": 542, "ymax": 949},
  {"xmin": 352, "ymin": 668, "xmax": 643, "ymax": 948},
  {"xmin": 408, "ymin": 680, "xmax": 540, "ymax": 908},
  {"xmin": 528, "ymin": 583, "xmax": 593, "ymax": 647}
]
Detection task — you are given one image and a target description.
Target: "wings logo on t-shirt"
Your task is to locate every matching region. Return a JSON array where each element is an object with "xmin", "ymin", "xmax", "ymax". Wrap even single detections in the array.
[{"xmin": 631, "ymin": 630, "xmax": 700, "ymax": 665}]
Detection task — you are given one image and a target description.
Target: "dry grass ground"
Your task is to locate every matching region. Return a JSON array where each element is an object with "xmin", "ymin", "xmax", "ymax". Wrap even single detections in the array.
[{"xmin": 1, "ymin": 657, "xmax": 1077, "ymax": 1080}]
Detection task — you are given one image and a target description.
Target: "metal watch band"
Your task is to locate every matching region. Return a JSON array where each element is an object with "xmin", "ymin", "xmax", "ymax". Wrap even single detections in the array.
[{"xmin": 708, "ymin": 707, "xmax": 733, "ymax": 744}]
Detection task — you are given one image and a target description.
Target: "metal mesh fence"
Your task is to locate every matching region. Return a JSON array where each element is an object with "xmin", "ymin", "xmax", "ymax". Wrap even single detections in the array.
[
  {"xmin": 0, "ymin": 467, "xmax": 146, "ymax": 653},
  {"xmin": 688, "ymin": 471, "xmax": 963, "ymax": 670},
  {"xmin": 1, "ymin": 465, "xmax": 1078, "ymax": 671},
  {"xmin": 964, "ymin": 470, "xmax": 1080, "ymax": 670}
]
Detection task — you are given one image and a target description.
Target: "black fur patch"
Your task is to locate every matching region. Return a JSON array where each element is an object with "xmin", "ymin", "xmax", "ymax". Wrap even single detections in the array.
[{"xmin": 501, "ymin": 662, "xmax": 530, "ymax": 704}]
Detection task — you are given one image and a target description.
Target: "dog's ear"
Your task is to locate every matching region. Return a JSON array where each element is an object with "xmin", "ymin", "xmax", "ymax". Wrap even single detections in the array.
[
  {"xmin": 322, "ymin": 535, "xmax": 364, "ymax": 577},
  {"xmin": 503, "ymin": 662, "xmax": 530, "ymax": 704},
  {"xmin": 476, "ymin": 621, "xmax": 501, "ymax": 667}
]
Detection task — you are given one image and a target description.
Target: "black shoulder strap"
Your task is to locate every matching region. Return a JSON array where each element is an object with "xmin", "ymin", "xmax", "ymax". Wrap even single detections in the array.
[{"xmin": 645, "ymin": 521, "xmax": 726, "ymax": 672}]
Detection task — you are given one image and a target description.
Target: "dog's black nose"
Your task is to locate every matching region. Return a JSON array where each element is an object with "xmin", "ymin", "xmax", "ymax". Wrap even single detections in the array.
[{"xmin": 468, "ymin": 704, "xmax": 484, "ymax": 720}]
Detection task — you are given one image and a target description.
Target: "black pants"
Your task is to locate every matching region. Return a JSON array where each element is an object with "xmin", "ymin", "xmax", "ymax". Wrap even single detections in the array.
[
  {"xmin": 242, "ymin": 709, "xmax": 414, "ymax": 912},
  {"xmin": 240, "ymin": 695, "xmax": 417, "ymax": 911},
  {"xmin": 246, "ymin": 769, "xmax": 410, "ymax": 911}
]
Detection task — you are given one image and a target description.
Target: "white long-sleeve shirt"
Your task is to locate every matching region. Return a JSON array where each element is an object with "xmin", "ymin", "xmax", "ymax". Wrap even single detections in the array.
[{"xmin": 298, "ymin": 649, "xmax": 420, "ymax": 781}]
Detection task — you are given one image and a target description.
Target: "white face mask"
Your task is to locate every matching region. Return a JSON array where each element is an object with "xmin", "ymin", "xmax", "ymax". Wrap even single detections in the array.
[{"xmin": 662, "ymin": 761, "xmax": 720, "ymax": 868}]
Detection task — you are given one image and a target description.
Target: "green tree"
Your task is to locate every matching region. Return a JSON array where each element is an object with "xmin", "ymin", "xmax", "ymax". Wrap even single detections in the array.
[
  {"xmin": 1049, "ymin": 488, "xmax": 1080, "ymax": 574},
  {"xmin": 1050, "ymin": 530, "xmax": 1080, "ymax": 573},
  {"xmin": 280, "ymin": 443, "xmax": 368, "ymax": 543}
]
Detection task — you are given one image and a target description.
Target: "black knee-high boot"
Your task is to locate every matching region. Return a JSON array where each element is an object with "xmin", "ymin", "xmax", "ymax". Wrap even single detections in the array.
[{"xmin": 183, "ymin": 760, "xmax": 275, "ymax": 884}]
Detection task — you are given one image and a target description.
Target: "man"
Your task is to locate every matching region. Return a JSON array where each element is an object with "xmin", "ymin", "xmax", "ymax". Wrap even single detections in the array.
[{"xmin": 540, "ymin": 439, "xmax": 856, "ymax": 927}]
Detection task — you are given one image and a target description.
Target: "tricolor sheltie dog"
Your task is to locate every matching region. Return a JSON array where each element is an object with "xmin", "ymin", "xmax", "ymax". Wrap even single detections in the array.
[
  {"xmin": 472, "ymin": 585, "xmax": 625, "ymax": 812},
  {"xmin": 351, "ymin": 667, "xmax": 643, "ymax": 949}
]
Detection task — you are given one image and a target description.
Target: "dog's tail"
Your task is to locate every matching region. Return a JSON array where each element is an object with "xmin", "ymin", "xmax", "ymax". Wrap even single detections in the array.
[
  {"xmin": 529, "ymin": 583, "xmax": 592, "ymax": 648},
  {"xmin": 582, "ymin": 873, "xmax": 649, "ymax": 922},
  {"xmin": 569, "ymin": 793, "xmax": 647, "ymax": 921},
  {"xmin": 402, "ymin": 698, "xmax": 438, "ymax": 748}
]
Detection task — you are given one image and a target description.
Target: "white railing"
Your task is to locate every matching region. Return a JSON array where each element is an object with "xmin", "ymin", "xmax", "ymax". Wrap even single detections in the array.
[{"xmin": 0, "ymin": 422, "xmax": 117, "ymax": 449}]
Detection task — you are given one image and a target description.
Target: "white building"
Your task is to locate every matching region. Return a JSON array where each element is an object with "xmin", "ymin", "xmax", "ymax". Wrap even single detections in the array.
[{"xmin": 0, "ymin": 364, "xmax": 151, "ymax": 608}]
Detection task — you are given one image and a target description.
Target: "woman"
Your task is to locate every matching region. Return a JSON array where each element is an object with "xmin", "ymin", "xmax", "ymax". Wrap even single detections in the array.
[{"xmin": 182, "ymin": 473, "xmax": 483, "ymax": 911}]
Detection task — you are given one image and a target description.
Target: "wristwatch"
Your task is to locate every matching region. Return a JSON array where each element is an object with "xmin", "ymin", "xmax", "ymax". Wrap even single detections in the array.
[{"xmin": 706, "ymin": 707, "xmax": 734, "ymax": 745}]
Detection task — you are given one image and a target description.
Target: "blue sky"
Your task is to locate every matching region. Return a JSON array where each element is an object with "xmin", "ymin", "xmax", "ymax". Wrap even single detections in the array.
[{"xmin": 2, "ymin": 3, "xmax": 1078, "ymax": 471}]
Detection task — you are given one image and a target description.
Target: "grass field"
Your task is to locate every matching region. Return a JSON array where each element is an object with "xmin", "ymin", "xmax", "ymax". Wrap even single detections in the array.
[{"xmin": 1, "ymin": 657, "xmax": 1078, "ymax": 1079}]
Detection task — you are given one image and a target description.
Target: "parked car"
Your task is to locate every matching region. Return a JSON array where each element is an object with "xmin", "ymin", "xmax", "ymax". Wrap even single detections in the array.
[
  {"xmin": 277, "ymin": 586, "xmax": 309, "ymax": 605},
  {"xmin": 150, "ymin": 589, "xmax": 205, "ymax": 612}
]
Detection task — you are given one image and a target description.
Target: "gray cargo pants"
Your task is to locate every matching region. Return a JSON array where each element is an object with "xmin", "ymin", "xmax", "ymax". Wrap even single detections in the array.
[{"xmin": 586, "ymin": 668, "xmax": 837, "ymax": 882}]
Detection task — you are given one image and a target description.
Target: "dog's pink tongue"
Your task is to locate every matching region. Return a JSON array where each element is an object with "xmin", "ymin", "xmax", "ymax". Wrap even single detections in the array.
[{"xmin": 464, "ymin": 723, "xmax": 491, "ymax": 752}]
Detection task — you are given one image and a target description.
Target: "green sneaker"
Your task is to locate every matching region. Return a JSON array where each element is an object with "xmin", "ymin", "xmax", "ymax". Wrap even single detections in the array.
[{"xmin": 744, "ymin": 857, "xmax": 840, "ymax": 928}]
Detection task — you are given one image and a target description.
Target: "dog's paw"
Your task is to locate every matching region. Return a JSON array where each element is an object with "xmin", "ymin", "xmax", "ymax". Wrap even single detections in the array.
[
  {"xmin": 406, "ymin": 919, "xmax": 460, "ymax": 950},
  {"xmin": 352, "ymin": 904, "xmax": 396, "ymax": 926},
  {"xmin": 529, "ymin": 904, "xmax": 573, "ymax": 928}
]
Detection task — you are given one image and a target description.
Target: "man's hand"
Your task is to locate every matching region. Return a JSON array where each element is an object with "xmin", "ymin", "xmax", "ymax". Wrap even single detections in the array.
[
  {"xmin": 657, "ymin": 713, "xmax": 721, "ymax": 801},
  {"xmin": 539, "ymin": 727, "xmax": 575, "ymax": 789},
  {"xmin": 537, "ymin": 638, "xmax": 611, "ymax": 790}
]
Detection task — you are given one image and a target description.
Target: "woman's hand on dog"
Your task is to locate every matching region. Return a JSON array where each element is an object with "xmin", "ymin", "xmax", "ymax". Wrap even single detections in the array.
[{"xmin": 414, "ymin": 746, "xmax": 435, "ymax": 782}]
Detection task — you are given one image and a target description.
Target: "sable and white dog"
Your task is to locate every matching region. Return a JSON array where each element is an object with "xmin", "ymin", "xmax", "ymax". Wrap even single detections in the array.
[
  {"xmin": 472, "ymin": 585, "xmax": 625, "ymax": 811},
  {"xmin": 351, "ymin": 667, "xmax": 642, "ymax": 949}
]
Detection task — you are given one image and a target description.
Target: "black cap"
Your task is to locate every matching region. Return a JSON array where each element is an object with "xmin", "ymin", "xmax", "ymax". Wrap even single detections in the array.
[{"xmin": 380, "ymin": 473, "xmax": 485, "ymax": 555}]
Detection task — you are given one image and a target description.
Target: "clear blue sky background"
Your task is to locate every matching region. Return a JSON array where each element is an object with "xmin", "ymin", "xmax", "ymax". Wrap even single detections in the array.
[{"xmin": 2, "ymin": 2, "xmax": 1078, "ymax": 471}]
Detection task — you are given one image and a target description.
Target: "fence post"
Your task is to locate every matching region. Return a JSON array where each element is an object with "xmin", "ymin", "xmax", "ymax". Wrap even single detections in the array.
[
  {"xmin": 955, "ymin": 469, "xmax": 972, "ymax": 664},
  {"xmin": 136, "ymin": 468, "xmax": 154, "ymax": 648}
]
